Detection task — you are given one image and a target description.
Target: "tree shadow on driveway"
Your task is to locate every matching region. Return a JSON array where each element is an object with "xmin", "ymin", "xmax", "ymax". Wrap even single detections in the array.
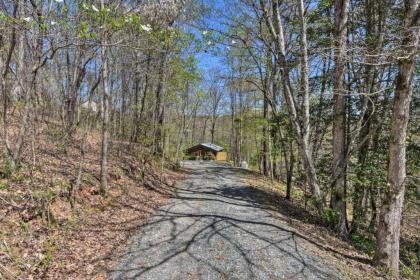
[{"xmin": 110, "ymin": 162, "xmax": 367, "ymax": 279}]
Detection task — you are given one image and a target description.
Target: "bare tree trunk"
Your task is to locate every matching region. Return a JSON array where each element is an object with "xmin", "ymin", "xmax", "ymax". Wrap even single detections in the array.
[
  {"xmin": 286, "ymin": 139, "xmax": 294, "ymax": 200},
  {"xmin": 66, "ymin": 51, "xmax": 80, "ymax": 136},
  {"xmin": 131, "ymin": 71, "xmax": 141, "ymax": 143},
  {"xmin": 175, "ymin": 83, "xmax": 190, "ymax": 166},
  {"xmin": 238, "ymin": 75, "xmax": 244, "ymax": 164},
  {"xmin": 262, "ymin": 92, "xmax": 269, "ymax": 176},
  {"xmin": 374, "ymin": 0, "xmax": 419, "ymax": 274},
  {"xmin": 153, "ymin": 52, "xmax": 166, "ymax": 155},
  {"xmin": 99, "ymin": 8, "xmax": 110, "ymax": 196},
  {"xmin": 210, "ymin": 119, "xmax": 216, "ymax": 144},
  {"xmin": 7, "ymin": 20, "xmax": 30, "ymax": 170},
  {"xmin": 1, "ymin": 1, "xmax": 18, "ymax": 167},
  {"xmin": 139, "ymin": 60, "xmax": 150, "ymax": 119},
  {"xmin": 201, "ymin": 117, "xmax": 208, "ymax": 143},
  {"xmin": 137, "ymin": 53, "xmax": 151, "ymax": 140},
  {"xmin": 331, "ymin": 0, "xmax": 350, "ymax": 237},
  {"xmin": 190, "ymin": 105, "xmax": 196, "ymax": 144},
  {"xmin": 298, "ymin": 0, "xmax": 310, "ymax": 163},
  {"xmin": 65, "ymin": 46, "xmax": 94, "ymax": 138},
  {"xmin": 119, "ymin": 70, "xmax": 127, "ymax": 140},
  {"xmin": 312, "ymin": 54, "xmax": 331, "ymax": 160},
  {"xmin": 230, "ymin": 88, "xmax": 237, "ymax": 165}
]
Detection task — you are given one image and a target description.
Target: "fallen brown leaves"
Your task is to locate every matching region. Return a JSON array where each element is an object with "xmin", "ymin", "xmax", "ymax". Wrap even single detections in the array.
[
  {"xmin": 242, "ymin": 174, "xmax": 376, "ymax": 279},
  {"xmin": 243, "ymin": 171, "xmax": 420, "ymax": 279},
  {"xmin": 0, "ymin": 117, "xmax": 185, "ymax": 279}
]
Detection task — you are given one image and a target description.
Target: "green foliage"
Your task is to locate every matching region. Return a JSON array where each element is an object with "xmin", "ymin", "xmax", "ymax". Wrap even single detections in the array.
[
  {"xmin": 249, "ymin": 153, "xmax": 260, "ymax": 168},
  {"xmin": 406, "ymin": 135, "xmax": 420, "ymax": 209},
  {"xmin": 0, "ymin": 11, "xmax": 9, "ymax": 22},
  {"xmin": 401, "ymin": 253, "xmax": 420, "ymax": 279},
  {"xmin": 34, "ymin": 188, "xmax": 56, "ymax": 203},
  {"xmin": 167, "ymin": 55, "xmax": 201, "ymax": 104},
  {"xmin": 1, "ymin": 242, "xmax": 23, "ymax": 274},
  {"xmin": 19, "ymin": 221, "xmax": 29, "ymax": 233},
  {"xmin": 77, "ymin": 20, "xmax": 97, "ymax": 39},
  {"xmin": 186, "ymin": 155, "xmax": 197, "ymax": 160},
  {"xmin": 351, "ymin": 160, "xmax": 387, "ymax": 189},
  {"xmin": 0, "ymin": 182, "xmax": 9, "ymax": 190},
  {"xmin": 306, "ymin": 0, "xmax": 333, "ymax": 48},
  {"xmin": 168, "ymin": 56, "xmax": 199, "ymax": 88},
  {"xmin": 33, "ymin": 188, "xmax": 57, "ymax": 226},
  {"xmin": 315, "ymin": 152, "xmax": 333, "ymax": 191},
  {"xmin": 77, "ymin": 2, "xmax": 149, "ymax": 38},
  {"xmin": 11, "ymin": 173, "xmax": 24, "ymax": 183},
  {"xmin": 203, "ymin": 153, "xmax": 215, "ymax": 160},
  {"xmin": 39, "ymin": 238, "xmax": 58, "ymax": 268},
  {"xmin": 56, "ymin": 141, "xmax": 68, "ymax": 155},
  {"xmin": 318, "ymin": 0, "xmax": 333, "ymax": 9},
  {"xmin": 54, "ymin": 178, "xmax": 70, "ymax": 192},
  {"xmin": 0, "ymin": 160, "xmax": 13, "ymax": 179},
  {"xmin": 351, "ymin": 234, "xmax": 375, "ymax": 253},
  {"xmin": 234, "ymin": 117, "xmax": 242, "ymax": 124},
  {"xmin": 323, "ymin": 207, "xmax": 337, "ymax": 228}
]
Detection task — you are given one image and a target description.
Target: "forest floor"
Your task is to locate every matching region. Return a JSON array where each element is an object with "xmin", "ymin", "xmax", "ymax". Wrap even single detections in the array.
[
  {"xmin": 0, "ymin": 118, "xmax": 184, "ymax": 279},
  {"xmin": 111, "ymin": 161, "xmax": 374, "ymax": 280}
]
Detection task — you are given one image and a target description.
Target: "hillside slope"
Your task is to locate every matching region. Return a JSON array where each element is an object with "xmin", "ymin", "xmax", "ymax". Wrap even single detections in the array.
[{"xmin": 0, "ymin": 118, "xmax": 183, "ymax": 279}]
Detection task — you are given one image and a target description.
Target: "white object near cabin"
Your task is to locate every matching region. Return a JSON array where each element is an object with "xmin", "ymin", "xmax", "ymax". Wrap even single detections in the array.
[{"xmin": 241, "ymin": 161, "xmax": 248, "ymax": 169}]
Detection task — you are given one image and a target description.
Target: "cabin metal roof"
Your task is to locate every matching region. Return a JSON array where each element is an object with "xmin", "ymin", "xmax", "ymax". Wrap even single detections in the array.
[
  {"xmin": 186, "ymin": 143, "xmax": 224, "ymax": 153},
  {"xmin": 200, "ymin": 143, "xmax": 224, "ymax": 151}
]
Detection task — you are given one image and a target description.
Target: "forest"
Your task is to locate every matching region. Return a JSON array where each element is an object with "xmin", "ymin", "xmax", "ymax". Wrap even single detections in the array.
[{"xmin": 0, "ymin": 0, "xmax": 419, "ymax": 279}]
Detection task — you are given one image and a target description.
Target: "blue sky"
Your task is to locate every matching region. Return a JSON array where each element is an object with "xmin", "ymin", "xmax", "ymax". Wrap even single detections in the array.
[{"xmin": 189, "ymin": 0, "xmax": 230, "ymax": 80}]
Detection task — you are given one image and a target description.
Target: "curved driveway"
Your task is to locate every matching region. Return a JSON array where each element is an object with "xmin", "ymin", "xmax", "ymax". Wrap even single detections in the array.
[{"xmin": 110, "ymin": 161, "xmax": 342, "ymax": 280}]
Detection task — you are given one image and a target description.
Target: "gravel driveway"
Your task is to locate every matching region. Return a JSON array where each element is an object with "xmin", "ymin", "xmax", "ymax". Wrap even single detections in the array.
[{"xmin": 110, "ymin": 161, "xmax": 343, "ymax": 280}]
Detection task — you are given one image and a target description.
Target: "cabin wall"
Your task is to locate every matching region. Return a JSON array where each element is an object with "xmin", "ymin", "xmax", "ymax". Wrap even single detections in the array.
[{"xmin": 216, "ymin": 151, "xmax": 228, "ymax": 161}]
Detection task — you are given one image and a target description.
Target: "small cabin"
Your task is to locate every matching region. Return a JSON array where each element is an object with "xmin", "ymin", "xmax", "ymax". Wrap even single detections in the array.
[{"xmin": 186, "ymin": 143, "xmax": 228, "ymax": 161}]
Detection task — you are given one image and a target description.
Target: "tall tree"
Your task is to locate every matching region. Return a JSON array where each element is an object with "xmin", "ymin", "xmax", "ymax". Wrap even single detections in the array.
[
  {"xmin": 259, "ymin": 0, "xmax": 324, "ymax": 213},
  {"xmin": 99, "ymin": 0, "xmax": 111, "ymax": 196},
  {"xmin": 374, "ymin": 0, "xmax": 419, "ymax": 274},
  {"xmin": 331, "ymin": 0, "xmax": 350, "ymax": 237},
  {"xmin": 351, "ymin": 0, "xmax": 389, "ymax": 234},
  {"xmin": 208, "ymin": 76, "xmax": 223, "ymax": 144}
]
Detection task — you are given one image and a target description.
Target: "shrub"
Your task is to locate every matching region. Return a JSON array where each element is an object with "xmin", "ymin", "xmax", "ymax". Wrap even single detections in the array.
[
  {"xmin": 351, "ymin": 233, "xmax": 375, "ymax": 253},
  {"xmin": 0, "ymin": 160, "xmax": 13, "ymax": 179},
  {"xmin": 323, "ymin": 207, "xmax": 337, "ymax": 228}
]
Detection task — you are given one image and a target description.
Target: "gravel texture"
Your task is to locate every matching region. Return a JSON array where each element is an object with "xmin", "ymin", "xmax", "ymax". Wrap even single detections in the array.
[{"xmin": 110, "ymin": 161, "xmax": 343, "ymax": 280}]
